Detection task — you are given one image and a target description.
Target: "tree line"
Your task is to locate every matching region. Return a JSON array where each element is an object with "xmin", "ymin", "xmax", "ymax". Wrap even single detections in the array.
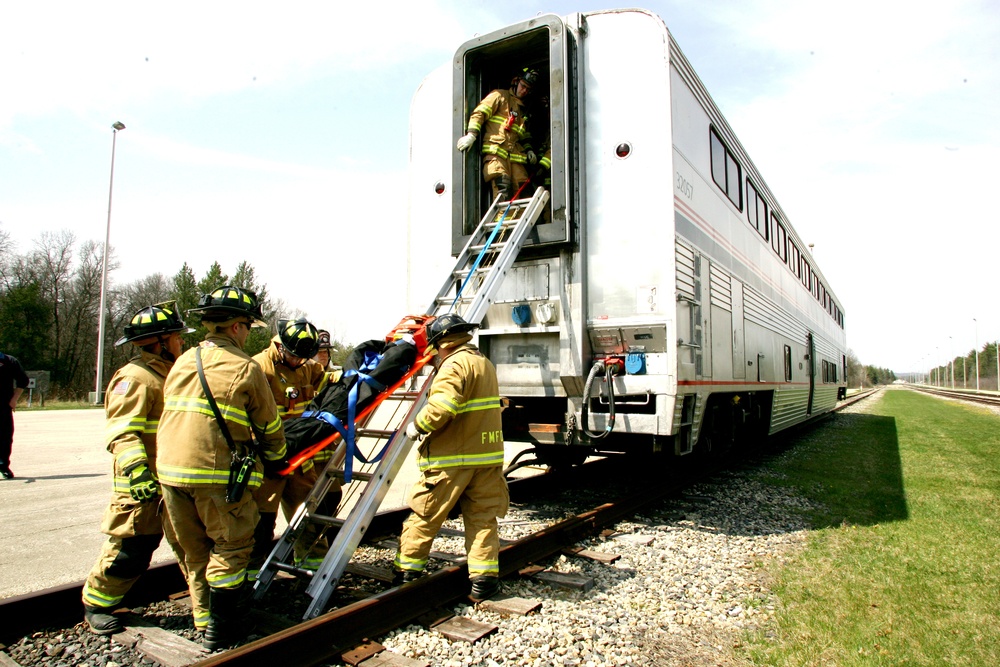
[{"xmin": 0, "ymin": 226, "xmax": 351, "ymax": 401}]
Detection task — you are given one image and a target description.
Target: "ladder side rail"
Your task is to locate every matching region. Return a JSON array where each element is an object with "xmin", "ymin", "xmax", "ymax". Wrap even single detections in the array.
[
  {"xmin": 426, "ymin": 195, "xmax": 507, "ymax": 314},
  {"xmin": 462, "ymin": 189, "xmax": 549, "ymax": 324},
  {"xmin": 251, "ymin": 438, "xmax": 351, "ymax": 598},
  {"xmin": 301, "ymin": 378, "xmax": 436, "ymax": 619}
]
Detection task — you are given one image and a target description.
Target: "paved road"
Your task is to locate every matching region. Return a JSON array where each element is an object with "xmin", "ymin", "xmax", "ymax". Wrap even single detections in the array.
[{"xmin": 0, "ymin": 409, "xmax": 540, "ymax": 601}]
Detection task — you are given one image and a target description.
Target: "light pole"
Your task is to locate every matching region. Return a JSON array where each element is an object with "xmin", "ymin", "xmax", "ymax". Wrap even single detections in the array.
[
  {"xmin": 974, "ymin": 318, "xmax": 980, "ymax": 391},
  {"xmin": 949, "ymin": 336, "xmax": 955, "ymax": 388},
  {"xmin": 94, "ymin": 121, "xmax": 126, "ymax": 405}
]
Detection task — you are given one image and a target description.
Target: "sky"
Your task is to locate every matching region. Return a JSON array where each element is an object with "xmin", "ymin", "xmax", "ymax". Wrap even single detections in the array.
[{"xmin": 1, "ymin": 0, "xmax": 998, "ymax": 375}]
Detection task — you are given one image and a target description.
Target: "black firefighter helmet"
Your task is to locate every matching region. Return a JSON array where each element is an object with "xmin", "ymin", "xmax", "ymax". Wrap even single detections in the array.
[
  {"xmin": 188, "ymin": 285, "xmax": 267, "ymax": 326},
  {"xmin": 426, "ymin": 313, "xmax": 479, "ymax": 347},
  {"xmin": 115, "ymin": 301, "xmax": 195, "ymax": 347},
  {"xmin": 278, "ymin": 318, "xmax": 321, "ymax": 359}
]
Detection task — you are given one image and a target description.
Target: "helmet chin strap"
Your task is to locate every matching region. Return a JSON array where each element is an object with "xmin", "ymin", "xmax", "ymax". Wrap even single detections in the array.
[{"xmin": 156, "ymin": 335, "xmax": 176, "ymax": 362}]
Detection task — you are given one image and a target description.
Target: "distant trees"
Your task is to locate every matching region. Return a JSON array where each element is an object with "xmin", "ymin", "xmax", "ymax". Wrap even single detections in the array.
[{"xmin": 0, "ymin": 226, "xmax": 349, "ymax": 400}]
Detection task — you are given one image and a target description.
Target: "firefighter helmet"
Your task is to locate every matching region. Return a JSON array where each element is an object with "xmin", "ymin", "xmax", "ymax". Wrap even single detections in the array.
[
  {"xmin": 426, "ymin": 313, "xmax": 478, "ymax": 347},
  {"xmin": 189, "ymin": 285, "xmax": 267, "ymax": 326},
  {"xmin": 115, "ymin": 301, "xmax": 195, "ymax": 347},
  {"xmin": 317, "ymin": 329, "xmax": 333, "ymax": 350},
  {"xmin": 278, "ymin": 318, "xmax": 320, "ymax": 359},
  {"xmin": 520, "ymin": 68, "xmax": 540, "ymax": 87}
]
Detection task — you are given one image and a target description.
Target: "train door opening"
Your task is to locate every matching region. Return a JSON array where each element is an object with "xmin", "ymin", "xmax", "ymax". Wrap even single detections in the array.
[
  {"xmin": 806, "ymin": 333, "xmax": 815, "ymax": 414},
  {"xmin": 452, "ymin": 14, "xmax": 573, "ymax": 254}
]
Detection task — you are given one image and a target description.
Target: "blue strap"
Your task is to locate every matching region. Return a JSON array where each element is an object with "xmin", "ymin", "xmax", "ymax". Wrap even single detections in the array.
[
  {"xmin": 451, "ymin": 198, "xmax": 516, "ymax": 310},
  {"xmin": 303, "ymin": 371, "xmax": 390, "ymax": 483}
]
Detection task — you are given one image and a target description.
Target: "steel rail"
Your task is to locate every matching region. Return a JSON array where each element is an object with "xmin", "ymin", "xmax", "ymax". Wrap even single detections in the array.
[{"xmin": 191, "ymin": 472, "xmax": 683, "ymax": 667}]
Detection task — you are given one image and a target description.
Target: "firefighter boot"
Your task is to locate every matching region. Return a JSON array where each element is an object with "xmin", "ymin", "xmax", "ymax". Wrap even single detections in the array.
[
  {"xmin": 391, "ymin": 569, "xmax": 422, "ymax": 586},
  {"xmin": 469, "ymin": 576, "xmax": 500, "ymax": 602},
  {"xmin": 83, "ymin": 604, "xmax": 122, "ymax": 635},
  {"xmin": 203, "ymin": 585, "xmax": 251, "ymax": 651},
  {"xmin": 493, "ymin": 175, "xmax": 513, "ymax": 202}
]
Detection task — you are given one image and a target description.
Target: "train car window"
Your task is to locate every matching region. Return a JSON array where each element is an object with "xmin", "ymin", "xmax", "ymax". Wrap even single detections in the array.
[
  {"xmin": 726, "ymin": 154, "xmax": 741, "ymax": 208},
  {"xmin": 771, "ymin": 215, "xmax": 787, "ymax": 262},
  {"xmin": 710, "ymin": 128, "xmax": 742, "ymax": 210},
  {"xmin": 784, "ymin": 345, "xmax": 792, "ymax": 381},
  {"xmin": 711, "ymin": 131, "xmax": 726, "ymax": 191},
  {"xmin": 822, "ymin": 359, "xmax": 830, "ymax": 383},
  {"xmin": 746, "ymin": 180, "xmax": 768, "ymax": 240},
  {"xmin": 802, "ymin": 260, "xmax": 812, "ymax": 290},
  {"xmin": 789, "ymin": 241, "xmax": 801, "ymax": 278}
]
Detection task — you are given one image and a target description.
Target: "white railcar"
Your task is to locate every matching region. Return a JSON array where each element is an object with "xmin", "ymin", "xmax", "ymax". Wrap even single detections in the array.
[{"xmin": 406, "ymin": 9, "xmax": 847, "ymax": 459}]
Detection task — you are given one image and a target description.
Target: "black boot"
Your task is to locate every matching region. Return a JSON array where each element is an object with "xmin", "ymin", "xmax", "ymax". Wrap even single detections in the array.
[
  {"xmin": 469, "ymin": 576, "xmax": 500, "ymax": 602},
  {"xmin": 203, "ymin": 584, "xmax": 251, "ymax": 651},
  {"xmin": 83, "ymin": 605, "xmax": 122, "ymax": 635},
  {"xmin": 391, "ymin": 569, "xmax": 422, "ymax": 586}
]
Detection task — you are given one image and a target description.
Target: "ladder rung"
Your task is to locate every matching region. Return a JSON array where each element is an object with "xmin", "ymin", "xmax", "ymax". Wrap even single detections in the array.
[
  {"xmin": 356, "ymin": 428, "xmax": 397, "ymax": 438},
  {"xmin": 331, "ymin": 470, "xmax": 374, "ymax": 483},
  {"xmin": 453, "ymin": 267, "xmax": 491, "ymax": 279},
  {"xmin": 304, "ymin": 512, "xmax": 345, "ymax": 527},
  {"xmin": 436, "ymin": 295, "xmax": 473, "ymax": 305},
  {"xmin": 273, "ymin": 561, "xmax": 315, "ymax": 578},
  {"xmin": 469, "ymin": 244, "xmax": 503, "ymax": 253},
  {"xmin": 384, "ymin": 391, "xmax": 422, "ymax": 400}
]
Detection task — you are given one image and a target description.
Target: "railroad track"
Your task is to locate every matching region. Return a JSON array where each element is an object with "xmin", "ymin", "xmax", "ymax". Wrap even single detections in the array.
[
  {"xmin": 1, "ymin": 394, "xmax": 873, "ymax": 666},
  {"xmin": 905, "ymin": 384, "xmax": 1000, "ymax": 407}
]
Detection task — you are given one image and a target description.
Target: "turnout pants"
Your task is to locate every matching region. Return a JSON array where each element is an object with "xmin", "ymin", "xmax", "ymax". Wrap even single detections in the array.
[
  {"xmin": 161, "ymin": 485, "xmax": 258, "ymax": 629},
  {"xmin": 395, "ymin": 466, "xmax": 509, "ymax": 579},
  {"xmin": 483, "ymin": 156, "xmax": 528, "ymax": 201},
  {"xmin": 82, "ymin": 493, "xmax": 180, "ymax": 611}
]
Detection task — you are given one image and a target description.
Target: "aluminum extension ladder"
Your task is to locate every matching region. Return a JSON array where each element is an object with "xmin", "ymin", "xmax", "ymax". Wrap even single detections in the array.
[{"xmin": 253, "ymin": 188, "xmax": 550, "ymax": 620}]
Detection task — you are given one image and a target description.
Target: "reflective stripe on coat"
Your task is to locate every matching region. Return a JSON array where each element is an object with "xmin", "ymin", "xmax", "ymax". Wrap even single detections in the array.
[
  {"xmin": 157, "ymin": 333, "xmax": 285, "ymax": 488},
  {"xmin": 414, "ymin": 344, "xmax": 503, "ymax": 471}
]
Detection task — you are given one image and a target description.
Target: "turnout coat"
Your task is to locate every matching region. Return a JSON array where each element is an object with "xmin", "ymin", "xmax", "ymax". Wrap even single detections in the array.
[{"xmin": 157, "ymin": 332, "xmax": 286, "ymax": 489}]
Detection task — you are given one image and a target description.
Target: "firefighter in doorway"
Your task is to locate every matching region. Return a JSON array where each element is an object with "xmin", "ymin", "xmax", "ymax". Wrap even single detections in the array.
[
  {"xmin": 82, "ymin": 302, "xmax": 195, "ymax": 635},
  {"xmin": 393, "ymin": 313, "xmax": 508, "ymax": 602},
  {"xmin": 249, "ymin": 318, "xmax": 337, "ymax": 578},
  {"xmin": 156, "ymin": 285, "xmax": 286, "ymax": 651},
  {"xmin": 457, "ymin": 67, "xmax": 540, "ymax": 201}
]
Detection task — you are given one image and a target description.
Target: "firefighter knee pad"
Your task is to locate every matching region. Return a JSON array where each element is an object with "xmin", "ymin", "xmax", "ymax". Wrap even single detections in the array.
[{"xmin": 105, "ymin": 533, "xmax": 162, "ymax": 579}]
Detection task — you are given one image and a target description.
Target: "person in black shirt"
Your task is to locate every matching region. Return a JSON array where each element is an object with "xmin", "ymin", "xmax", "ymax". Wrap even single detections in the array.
[{"xmin": 0, "ymin": 351, "xmax": 29, "ymax": 479}]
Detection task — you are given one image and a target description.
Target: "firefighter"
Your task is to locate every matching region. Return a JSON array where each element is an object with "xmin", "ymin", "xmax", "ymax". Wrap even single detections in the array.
[
  {"xmin": 394, "ymin": 313, "xmax": 508, "ymax": 602},
  {"xmin": 248, "ymin": 318, "xmax": 335, "ymax": 578},
  {"xmin": 313, "ymin": 329, "xmax": 334, "ymax": 371},
  {"xmin": 81, "ymin": 302, "xmax": 195, "ymax": 635},
  {"xmin": 457, "ymin": 67, "xmax": 540, "ymax": 201},
  {"xmin": 156, "ymin": 285, "xmax": 286, "ymax": 651}
]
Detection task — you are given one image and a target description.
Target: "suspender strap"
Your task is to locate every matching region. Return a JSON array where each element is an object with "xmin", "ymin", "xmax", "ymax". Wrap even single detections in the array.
[
  {"xmin": 195, "ymin": 346, "xmax": 239, "ymax": 454},
  {"xmin": 196, "ymin": 346, "xmax": 253, "ymax": 502}
]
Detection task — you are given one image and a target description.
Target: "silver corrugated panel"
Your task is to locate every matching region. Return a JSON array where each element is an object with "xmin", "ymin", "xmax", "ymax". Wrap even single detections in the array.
[
  {"xmin": 743, "ymin": 286, "xmax": 809, "ymax": 340},
  {"xmin": 709, "ymin": 263, "xmax": 732, "ymax": 310},
  {"xmin": 769, "ymin": 388, "xmax": 810, "ymax": 432},
  {"xmin": 675, "ymin": 243, "xmax": 697, "ymax": 300}
]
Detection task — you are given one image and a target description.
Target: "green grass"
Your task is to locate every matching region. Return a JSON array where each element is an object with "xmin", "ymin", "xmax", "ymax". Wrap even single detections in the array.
[
  {"xmin": 738, "ymin": 388, "xmax": 1000, "ymax": 666},
  {"xmin": 17, "ymin": 400, "xmax": 101, "ymax": 411}
]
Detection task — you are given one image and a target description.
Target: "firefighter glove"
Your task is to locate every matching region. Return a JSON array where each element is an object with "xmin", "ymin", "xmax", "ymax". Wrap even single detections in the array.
[
  {"xmin": 405, "ymin": 422, "xmax": 424, "ymax": 441},
  {"xmin": 263, "ymin": 456, "xmax": 289, "ymax": 479},
  {"xmin": 127, "ymin": 464, "xmax": 159, "ymax": 502},
  {"xmin": 526, "ymin": 150, "xmax": 537, "ymax": 165},
  {"xmin": 456, "ymin": 132, "xmax": 477, "ymax": 152}
]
